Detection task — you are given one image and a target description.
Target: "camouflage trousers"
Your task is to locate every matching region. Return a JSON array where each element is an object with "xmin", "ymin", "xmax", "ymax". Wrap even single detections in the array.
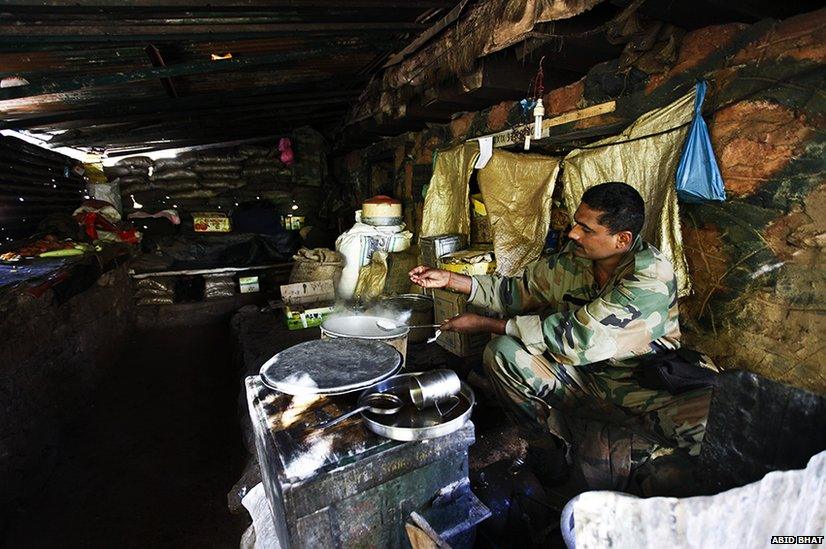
[{"xmin": 483, "ymin": 335, "xmax": 713, "ymax": 489}]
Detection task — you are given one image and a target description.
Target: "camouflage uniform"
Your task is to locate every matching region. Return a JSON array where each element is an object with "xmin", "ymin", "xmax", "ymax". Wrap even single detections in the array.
[{"xmin": 470, "ymin": 237, "xmax": 716, "ymax": 484}]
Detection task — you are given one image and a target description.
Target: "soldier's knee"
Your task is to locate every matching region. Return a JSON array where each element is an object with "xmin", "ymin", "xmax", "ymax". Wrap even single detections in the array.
[{"xmin": 483, "ymin": 335, "xmax": 523, "ymax": 376}]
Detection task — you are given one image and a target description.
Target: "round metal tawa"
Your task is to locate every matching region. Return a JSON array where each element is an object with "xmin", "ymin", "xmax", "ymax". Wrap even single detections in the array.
[
  {"xmin": 358, "ymin": 373, "xmax": 475, "ymax": 441},
  {"xmin": 259, "ymin": 338, "xmax": 403, "ymax": 396}
]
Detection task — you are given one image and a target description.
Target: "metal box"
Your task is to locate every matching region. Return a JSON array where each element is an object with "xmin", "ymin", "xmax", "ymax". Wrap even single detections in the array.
[
  {"xmin": 420, "ymin": 234, "xmax": 467, "ymax": 268},
  {"xmin": 245, "ymin": 376, "xmax": 488, "ymax": 548}
]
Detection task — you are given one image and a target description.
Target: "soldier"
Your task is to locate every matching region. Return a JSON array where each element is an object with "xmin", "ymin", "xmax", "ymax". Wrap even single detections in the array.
[{"xmin": 410, "ymin": 182, "xmax": 717, "ymax": 490}]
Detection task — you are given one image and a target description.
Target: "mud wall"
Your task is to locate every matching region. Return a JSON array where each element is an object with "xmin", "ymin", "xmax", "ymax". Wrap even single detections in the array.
[
  {"xmin": 0, "ymin": 266, "xmax": 134, "ymax": 515},
  {"xmin": 331, "ymin": 9, "xmax": 826, "ymax": 394}
]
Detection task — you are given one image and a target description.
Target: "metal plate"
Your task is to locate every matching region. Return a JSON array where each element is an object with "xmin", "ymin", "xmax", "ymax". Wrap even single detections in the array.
[
  {"xmin": 359, "ymin": 373, "xmax": 475, "ymax": 441},
  {"xmin": 260, "ymin": 339, "xmax": 402, "ymax": 396},
  {"xmin": 321, "ymin": 315, "xmax": 409, "ymax": 339}
]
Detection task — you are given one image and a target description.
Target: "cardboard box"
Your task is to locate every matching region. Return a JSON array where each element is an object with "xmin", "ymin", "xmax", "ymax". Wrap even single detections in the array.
[
  {"xmin": 239, "ymin": 275, "xmax": 260, "ymax": 294},
  {"xmin": 432, "ymin": 288, "xmax": 491, "ymax": 357},
  {"xmin": 284, "ymin": 304, "xmax": 335, "ymax": 330},
  {"xmin": 280, "ymin": 279, "xmax": 335, "ymax": 305},
  {"xmin": 193, "ymin": 212, "xmax": 231, "ymax": 232}
]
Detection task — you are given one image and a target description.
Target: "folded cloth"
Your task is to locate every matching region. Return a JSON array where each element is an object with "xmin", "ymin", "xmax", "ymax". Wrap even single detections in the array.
[{"xmin": 128, "ymin": 209, "xmax": 181, "ymax": 225}]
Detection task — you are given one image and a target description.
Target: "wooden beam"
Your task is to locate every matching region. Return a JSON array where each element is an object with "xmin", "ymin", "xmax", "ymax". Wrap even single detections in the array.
[
  {"xmin": 1, "ymin": 1, "xmax": 451, "ymax": 7},
  {"xmin": 0, "ymin": 23, "xmax": 422, "ymax": 43},
  {"xmin": 2, "ymin": 88, "xmax": 359, "ymax": 129},
  {"xmin": 384, "ymin": 0, "xmax": 470, "ymax": 68},
  {"xmin": 145, "ymin": 45, "xmax": 179, "ymax": 99},
  {"xmin": 468, "ymin": 100, "xmax": 617, "ymax": 148},
  {"xmin": 0, "ymin": 43, "xmax": 391, "ymax": 101}
]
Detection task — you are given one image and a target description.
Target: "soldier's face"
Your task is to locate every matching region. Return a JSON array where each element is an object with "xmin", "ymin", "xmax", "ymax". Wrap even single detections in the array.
[{"xmin": 568, "ymin": 204, "xmax": 631, "ymax": 260}]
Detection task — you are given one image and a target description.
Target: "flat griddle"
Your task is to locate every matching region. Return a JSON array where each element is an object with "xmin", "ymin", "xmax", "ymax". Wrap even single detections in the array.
[{"xmin": 259, "ymin": 338, "xmax": 403, "ymax": 396}]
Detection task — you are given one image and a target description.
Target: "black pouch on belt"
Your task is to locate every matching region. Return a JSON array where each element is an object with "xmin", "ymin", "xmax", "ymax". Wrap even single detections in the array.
[{"xmin": 634, "ymin": 348, "xmax": 718, "ymax": 395}]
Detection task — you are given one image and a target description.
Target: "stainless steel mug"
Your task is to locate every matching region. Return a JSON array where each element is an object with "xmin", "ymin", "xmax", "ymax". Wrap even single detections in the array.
[{"xmin": 409, "ymin": 369, "xmax": 461, "ymax": 412}]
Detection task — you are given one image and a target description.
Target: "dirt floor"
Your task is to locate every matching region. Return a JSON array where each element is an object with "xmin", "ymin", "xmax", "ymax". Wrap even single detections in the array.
[{"xmin": 3, "ymin": 323, "xmax": 248, "ymax": 548}]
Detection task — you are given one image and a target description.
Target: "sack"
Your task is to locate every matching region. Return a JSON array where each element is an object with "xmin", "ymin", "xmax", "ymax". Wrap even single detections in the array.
[
  {"xmin": 634, "ymin": 348, "xmax": 718, "ymax": 395},
  {"xmin": 675, "ymin": 81, "xmax": 726, "ymax": 203}
]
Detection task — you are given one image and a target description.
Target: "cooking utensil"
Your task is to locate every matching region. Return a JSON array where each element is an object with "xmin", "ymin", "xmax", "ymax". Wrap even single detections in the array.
[
  {"xmin": 313, "ymin": 393, "xmax": 403, "ymax": 431},
  {"xmin": 358, "ymin": 374, "xmax": 475, "ymax": 441},
  {"xmin": 375, "ymin": 318, "xmax": 441, "ymax": 331},
  {"xmin": 259, "ymin": 338, "xmax": 402, "ymax": 395},
  {"xmin": 409, "ymin": 369, "xmax": 461, "ymax": 411},
  {"xmin": 426, "ymin": 329, "xmax": 442, "ymax": 344},
  {"xmin": 321, "ymin": 315, "xmax": 409, "ymax": 364},
  {"xmin": 377, "ymin": 294, "xmax": 434, "ymax": 343}
]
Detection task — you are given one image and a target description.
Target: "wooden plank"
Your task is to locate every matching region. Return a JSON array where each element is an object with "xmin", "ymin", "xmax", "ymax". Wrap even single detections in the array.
[
  {"xmin": 0, "ymin": 43, "xmax": 388, "ymax": 101},
  {"xmin": 130, "ymin": 263, "xmax": 291, "ymax": 279},
  {"xmin": 1, "ymin": 0, "xmax": 451, "ymax": 7},
  {"xmin": 384, "ymin": 0, "xmax": 470, "ymax": 68},
  {"xmin": 2, "ymin": 89, "xmax": 361, "ymax": 130},
  {"xmin": 0, "ymin": 22, "xmax": 422, "ymax": 42},
  {"xmin": 468, "ymin": 100, "xmax": 617, "ymax": 148},
  {"xmin": 542, "ymin": 100, "xmax": 617, "ymax": 130}
]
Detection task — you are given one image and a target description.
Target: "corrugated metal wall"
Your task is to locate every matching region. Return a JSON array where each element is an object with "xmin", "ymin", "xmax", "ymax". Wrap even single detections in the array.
[{"xmin": 0, "ymin": 135, "xmax": 85, "ymax": 241}]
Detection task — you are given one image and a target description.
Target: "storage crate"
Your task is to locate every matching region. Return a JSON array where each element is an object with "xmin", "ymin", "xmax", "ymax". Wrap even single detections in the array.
[{"xmin": 432, "ymin": 288, "xmax": 491, "ymax": 357}]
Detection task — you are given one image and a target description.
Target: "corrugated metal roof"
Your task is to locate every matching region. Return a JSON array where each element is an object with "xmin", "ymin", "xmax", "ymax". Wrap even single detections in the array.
[{"xmin": 0, "ymin": 1, "xmax": 459, "ymax": 153}]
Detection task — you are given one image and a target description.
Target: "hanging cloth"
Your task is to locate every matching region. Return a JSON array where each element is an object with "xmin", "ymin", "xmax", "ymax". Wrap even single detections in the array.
[
  {"xmin": 563, "ymin": 87, "xmax": 696, "ymax": 297},
  {"xmin": 675, "ymin": 80, "xmax": 727, "ymax": 203},
  {"xmin": 420, "ymin": 142, "xmax": 479, "ymax": 238}
]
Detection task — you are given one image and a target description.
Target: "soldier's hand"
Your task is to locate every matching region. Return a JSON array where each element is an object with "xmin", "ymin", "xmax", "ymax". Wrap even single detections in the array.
[
  {"xmin": 409, "ymin": 265, "xmax": 451, "ymax": 289},
  {"xmin": 440, "ymin": 313, "xmax": 486, "ymax": 334}
]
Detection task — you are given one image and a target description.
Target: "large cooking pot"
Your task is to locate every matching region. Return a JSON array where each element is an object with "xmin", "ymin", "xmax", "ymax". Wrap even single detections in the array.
[
  {"xmin": 321, "ymin": 315, "xmax": 409, "ymax": 365},
  {"xmin": 377, "ymin": 294, "xmax": 434, "ymax": 344}
]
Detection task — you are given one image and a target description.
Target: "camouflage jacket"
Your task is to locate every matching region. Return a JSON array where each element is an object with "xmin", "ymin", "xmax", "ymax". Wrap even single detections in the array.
[{"xmin": 469, "ymin": 237, "xmax": 682, "ymax": 367}]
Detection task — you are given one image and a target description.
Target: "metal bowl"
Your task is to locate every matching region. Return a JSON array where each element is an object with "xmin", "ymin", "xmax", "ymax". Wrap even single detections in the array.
[{"xmin": 358, "ymin": 373, "xmax": 475, "ymax": 441}]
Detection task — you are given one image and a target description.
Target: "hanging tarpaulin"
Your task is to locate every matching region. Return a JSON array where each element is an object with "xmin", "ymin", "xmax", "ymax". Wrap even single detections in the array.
[
  {"xmin": 477, "ymin": 150, "xmax": 560, "ymax": 276},
  {"xmin": 675, "ymin": 81, "xmax": 726, "ymax": 203},
  {"xmin": 562, "ymin": 87, "xmax": 696, "ymax": 297},
  {"xmin": 420, "ymin": 142, "xmax": 479, "ymax": 238}
]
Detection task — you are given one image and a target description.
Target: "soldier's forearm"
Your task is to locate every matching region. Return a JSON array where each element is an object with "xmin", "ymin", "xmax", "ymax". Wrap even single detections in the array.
[
  {"xmin": 446, "ymin": 272, "xmax": 472, "ymax": 295},
  {"xmin": 485, "ymin": 317, "xmax": 508, "ymax": 335}
]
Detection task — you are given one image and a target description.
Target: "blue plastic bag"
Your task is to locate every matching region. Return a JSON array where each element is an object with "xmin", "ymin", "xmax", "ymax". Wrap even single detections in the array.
[{"xmin": 675, "ymin": 81, "xmax": 726, "ymax": 203}]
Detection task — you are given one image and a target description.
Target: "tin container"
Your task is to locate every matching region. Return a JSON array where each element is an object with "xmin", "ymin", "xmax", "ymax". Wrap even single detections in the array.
[
  {"xmin": 320, "ymin": 314, "xmax": 409, "ymax": 365},
  {"xmin": 409, "ymin": 369, "xmax": 461, "ymax": 410},
  {"xmin": 420, "ymin": 234, "xmax": 467, "ymax": 268}
]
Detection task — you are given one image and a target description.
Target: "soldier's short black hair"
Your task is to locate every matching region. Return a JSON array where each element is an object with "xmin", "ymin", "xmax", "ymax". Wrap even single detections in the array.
[{"xmin": 581, "ymin": 182, "xmax": 645, "ymax": 237}]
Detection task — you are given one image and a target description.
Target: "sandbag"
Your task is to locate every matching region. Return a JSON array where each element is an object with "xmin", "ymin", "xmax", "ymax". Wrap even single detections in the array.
[
  {"xmin": 154, "ymin": 157, "xmax": 195, "ymax": 171},
  {"xmin": 172, "ymin": 189, "xmax": 217, "ymax": 199},
  {"xmin": 158, "ymin": 180, "xmax": 200, "ymax": 192},
  {"xmin": 151, "ymin": 168, "xmax": 198, "ymax": 181},
  {"xmin": 104, "ymin": 165, "xmax": 131, "ymax": 178},
  {"xmin": 115, "ymin": 156, "xmax": 153, "ymax": 168},
  {"xmin": 201, "ymin": 179, "xmax": 247, "ymax": 189}
]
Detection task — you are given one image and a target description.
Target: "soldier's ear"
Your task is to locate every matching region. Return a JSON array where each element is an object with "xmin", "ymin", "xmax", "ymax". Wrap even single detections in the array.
[{"xmin": 616, "ymin": 230, "xmax": 633, "ymax": 249}]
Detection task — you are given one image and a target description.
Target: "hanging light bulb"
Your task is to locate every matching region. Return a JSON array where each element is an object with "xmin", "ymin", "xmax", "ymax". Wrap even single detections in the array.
[
  {"xmin": 291, "ymin": 199, "xmax": 299, "ymax": 211},
  {"xmin": 533, "ymin": 98, "xmax": 544, "ymax": 140}
]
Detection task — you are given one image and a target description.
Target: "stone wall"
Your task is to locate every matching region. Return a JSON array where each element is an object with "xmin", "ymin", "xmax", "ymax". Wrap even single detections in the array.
[
  {"xmin": 331, "ymin": 9, "xmax": 826, "ymax": 394},
  {"xmin": 0, "ymin": 265, "xmax": 134, "ymax": 512}
]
